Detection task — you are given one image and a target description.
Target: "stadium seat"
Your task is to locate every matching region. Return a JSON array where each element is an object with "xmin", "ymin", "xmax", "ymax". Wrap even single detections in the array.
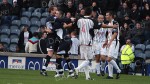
[
  {"xmin": 10, "ymin": 35, "xmax": 19, "ymax": 39},
  {"xmin": 40, "ymin": 18, "xmax": 46, "ymax": 26},
  {"xmin": 1, "ymin": 29, "xmax": 10, "ymax": 35},
  {"xmin": 10, "ymin": 38, "xmax": 19, "ymax": 44},
  {"xmin": 10, "ymin": 26, "xmax": 19, "ymax": 30},
  {"xmin": 30, "ymin": 26, "xmax": 39, "ymax": 33},
  {"xmin": 45, "ymin": 8, "xmax": 48, "ymax": 12},
  {"xmin": 0, "ymin": 38, "xmax": 10, "ymax": 48},
  {"xmin": 9, "ymin": 44, "xmax": 17, "ymax": 52},
  {"xmin": 30, "ymin": 17, "xmax": 40, "ymax": 22},
  {"xmin": 145, "ymin": 45, "xmax": 150, "ymax": 59},
  {"xmin": 34, "ymin": 8, "xmax": 43, "ymax": 13},
  {"xmin": 10, "ymin": 28, "xmax": 20, "ymax": 36},
  {"xmin": 31, "ymin": 21, "xmax": 41, "ymax": 27},
  {"xmin": 21, "ymin": 8, "xmax": 26, "ymax": 12},
  {"xmin": 32, "ymin": 12, "xmax": 41, "ymax": 19},
  {"xmin": 22, "ymin": 11, "xmax": 32, "ymax": 18},
  {"xmin": 135, "ymin": 53, "xmax": 146, "ymax": 60},
  {"xmin": 21, "ymin": 17, "xmax": 30, "ymax": 22},
  {"xmin": 0, "ymin": 25, "xmax": 9, "ymax": 30},
  {"xmin": 28, "ymin": 7, "xmax": 35, "ymax": 13},
  {"xmin": 42, "ymin": 12, "xmax": 49, "ymax": 18},
  {"xmin": 135, "ymin": 44, "xmax": 145, "ymax": 56},
  {"xmin": 11, "ymin": 20, "xmax": 21, "ymax": 27},
  {"xmin": 0, "ymin": 34, "xmax": 9, "ymax": 38},
  {"xmin": 21, "ymin": 20, "xmax": 31, "ymax": 27}
]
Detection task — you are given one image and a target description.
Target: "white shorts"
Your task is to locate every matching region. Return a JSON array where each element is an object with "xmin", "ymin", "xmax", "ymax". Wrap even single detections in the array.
[
  {"xmin": 80, "ymin": 45, "xmax": 94, "ymax": 60},
  {"xmin": 92, "ymin": 42, "xmax": 107, "ymax": 56},
  {"xmin": 92, "ymin": 42, "xmax": 101, "ymax": 55},
  {"xmin": 107, "ymin": 41, "xmax": 120, "ymax": 59}
]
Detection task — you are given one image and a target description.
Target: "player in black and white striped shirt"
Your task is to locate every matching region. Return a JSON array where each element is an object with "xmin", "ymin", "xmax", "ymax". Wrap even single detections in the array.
[{"xmin": 74, "ymin": 7, "xmax": 118, "ymax": 80}]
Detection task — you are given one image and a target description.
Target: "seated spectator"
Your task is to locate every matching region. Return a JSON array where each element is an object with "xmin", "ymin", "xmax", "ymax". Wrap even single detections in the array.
[
  {"xmin": 130, "ymin": 3, "xmax": 140, "ymax": 22},
  {"xmin": 76, "ymin": 3, "xmax": 84, "ymax": 14},
  {"xmin": 122, "ymin": 14, "xmax": 133, "ymax": 26},
  {"xmin": 0, "ymin": 0, "xmax": 12, "ymax": 16},
  {"xmin": 75, "ymin": 8, "xmax": 85, "ymax": 19},
  {"xmin": 78, "ymin": 0, "xmax": 93, "ymax": 7},
  {"xmin": 142, "ymin": 15, "xmax": 150, "ymax": 41},
  {"xmin": 121, "ymin": 38, "xmax": 135, "ymax": 74},
  {"xmin": 131, "ymin": 22, "xmax": 144, "ymax": 45},
  {"xmin": 64, "ymin": 0, "xmax": 76, "ymax": 16},
  {"xmin": 120, "ymin": 23, "xmax": 132, "ymax": 46},
  {"xmin": 22, "ymin": 0, "xmax": 32, "ymax": 9},
  {"xmin": 0, "ymin": 0, "xmax": 13, "ymax": 24},
  {"xmin": 120, "ymin": 2, "xmax": 131, "ymax": 19},
  {"xmin": 141, "ymin": 3, "xmax": 150, "ymax": 20},
  {"xmin": 0, "ymin": 43, "xmax": 7, "ymax": 52},
  {"xmin": 18, "ymin": 26, "xmax": 33, "ymax": 53},
  {"xmin": 91, "ymin": 1, "xmax": 101, "ymax": 15},
  {"xmin": 37, "ymin": 31, "xmax": 47, "ymax": 54},
  {"xmin": 25, "ymin": 32, "xmax": 39, "ymax": 53}
]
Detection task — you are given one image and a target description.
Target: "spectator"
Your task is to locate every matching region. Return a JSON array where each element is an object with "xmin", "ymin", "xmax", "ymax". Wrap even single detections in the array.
[
  {"xmin": 131, "ymin": 22, "xmax": 144, "ymax": 45},
  {"xmin": 64, "ymin": 0, "xmax": 76, "ymax": 16},
  {"xmin": 0, "ymin": 0, "xmax": 13, "ymax": 24},
  {"xmin": 38, "ymin": 25, "xmax": 46, "ymax": 38},
  {"xmin": 18, "ymin": 26, "xmax": 33, "ymax": 53},
  {"xmin": 22, "ymin": 0, "xmax": 32, "ymax": 9},
  {"xmin": 122, "ymin": 14, "xmax": 133, "ymax": 26},
  {"xmin": 0, "ymin": 0, "xmax": 12, "ymax": 16},
  {"xmin": 48, "ymin": 0, "xmax": 64, "ymax": 7},
  {"xmin": 91, "ymin": 1, "xmax": 101, "ymax": 15},
  {"xmin": 0, "ymin": 43, "xmax": 7, "ymax": 52},
  {"xmin": 120, "ymin": 38, "xmax": 135, "ymax": 74},
  {"xmin": 78, "ymin": 0, "xmax": 93, "ymax": 7},
  {"xmin": 76, "ymin": 8, "xmax": 85, "ymax": 19},
  {"xmin": 130, "ymin": 3, "xmax": 140, "ymax": 21},
  {"xmin": 11, "ymin": 0, "xmax": 20, "ymax": 19},
  {"xmin": 141, "ymin": 3, "xmax": 150, "ymax": 19},
  {"xmin": 32, "ymin": 0, "xmax": 41, "ymax": 8},
  {"xmin": 120, "ymin": 23, "xmax": 132, "ymax": 46},
  {"xmin": 120, "ymin": 2, "xmax": 131, "ymax": 19},
  {"xmin": 37, "ymin": 31, "xmax": 47, "ymax": 54},
  {"xmin": 25, "ymin": 32, "xmax": 39, "ymax": 53},
  {"xmin": 76, "ymin": 2, "xmax": 84, "ymax": 14},
  {"xmin": 142, "ymin": 15, "xmax": 150, "ymax": 41}
]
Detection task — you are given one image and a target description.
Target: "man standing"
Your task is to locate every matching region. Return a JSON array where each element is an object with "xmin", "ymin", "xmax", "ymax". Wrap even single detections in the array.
[
  {"xmin": 105, "ymin": 11, "xmax": 121, "ymax": 79},
  {"xmin": 74, "ymin": 8, "xmax": 118, "ymax": 80}
]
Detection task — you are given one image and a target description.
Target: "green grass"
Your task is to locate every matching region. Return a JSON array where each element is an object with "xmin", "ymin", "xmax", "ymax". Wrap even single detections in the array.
[{"xmin": 0, "ymin": 69, "xmax": 149, "ymax": 84}]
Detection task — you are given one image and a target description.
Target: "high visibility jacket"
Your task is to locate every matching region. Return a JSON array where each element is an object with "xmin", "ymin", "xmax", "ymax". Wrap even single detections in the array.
[{"xmin": 121, "ymin": 45, "xmax": 135, "ymax": 64}]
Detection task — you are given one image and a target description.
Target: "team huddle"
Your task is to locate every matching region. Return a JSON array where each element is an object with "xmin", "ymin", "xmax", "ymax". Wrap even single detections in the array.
[{"xmin": 40, "ymin": 7, "xmax": 121, "ymax": 80}]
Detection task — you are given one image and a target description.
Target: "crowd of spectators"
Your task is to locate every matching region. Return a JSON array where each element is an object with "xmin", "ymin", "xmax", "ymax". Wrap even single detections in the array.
[{"xmin": 0, "ymin": 0, "xmax": 150, "ymax": 53}]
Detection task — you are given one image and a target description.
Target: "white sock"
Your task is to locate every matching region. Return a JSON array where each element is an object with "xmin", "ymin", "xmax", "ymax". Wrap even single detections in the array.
[
  {"xmin": 101, "ymin": 61, "xmax": 105, "ymax": 71},
  {"xmin": 84, "ymin": 66, "xmax": 90, "ymax": 79},
  {"xmin": 108, "ymin": 62, "xmax": 113, "ymax": 77},
  {"xmin": 95, "ymin": 63, "xmax": 100, "ymax": 74},
  {"xmin": 76, "ymin": 60, "xmax": 89, "ymax": 70},
  {"xmin": 110, "ymin": 60, "xmax": 121, "ymax": 73}
]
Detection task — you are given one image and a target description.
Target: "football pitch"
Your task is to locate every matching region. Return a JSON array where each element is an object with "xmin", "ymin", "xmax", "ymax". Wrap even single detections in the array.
[{"xmin": 0, "ymin": 69, "xmax": 149, "ymax": 84}]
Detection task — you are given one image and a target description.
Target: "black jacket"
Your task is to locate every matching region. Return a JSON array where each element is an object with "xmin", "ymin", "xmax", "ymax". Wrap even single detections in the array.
[{"xmin": 18, "ymin": 31, "xmax": 33, "ymax": 50}]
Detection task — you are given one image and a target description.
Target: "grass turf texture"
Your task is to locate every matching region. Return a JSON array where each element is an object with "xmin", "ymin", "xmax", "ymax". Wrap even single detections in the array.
[{"xmin": 0, "ymin": 69, "xmax": 149, "ymax": 84}]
